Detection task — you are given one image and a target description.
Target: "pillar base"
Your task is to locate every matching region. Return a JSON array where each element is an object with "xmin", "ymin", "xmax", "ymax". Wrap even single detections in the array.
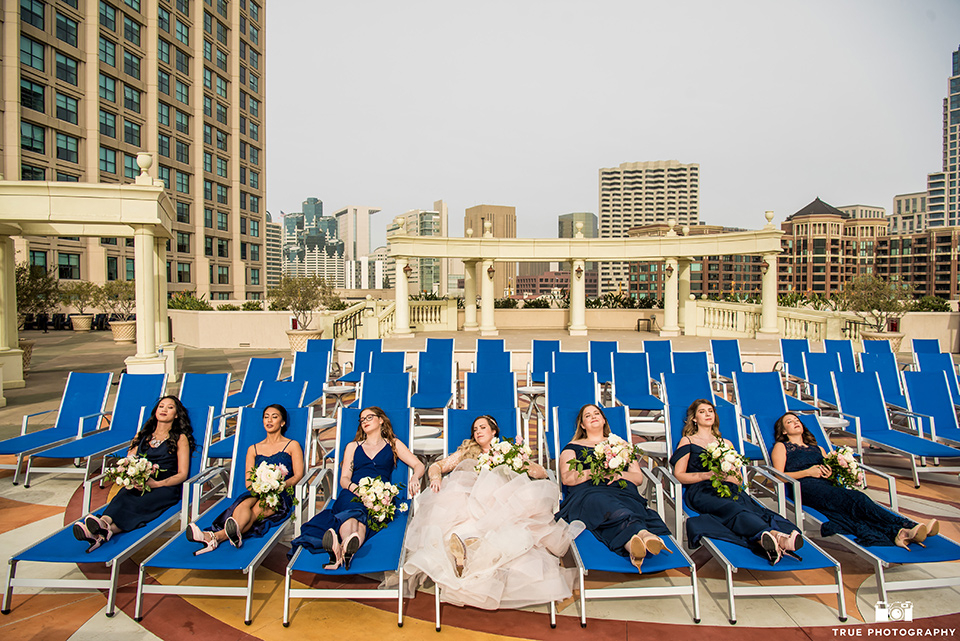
[
  {"xmin": 659, "ymin": 328, "xmax": 681, "ymax": 337},
  {"xmin": 124, "ymin": 354, "xmax": 168, "ymax": 375},
  {"xmin": 754, "ymin": 328, "xmax": 780, "ymax": 340},
  {"xmin": 462, "ymin": 322, "xmax": 479, "ymax": 332},
  {"xmin": 568, "ymin": 328, "xmax": 588, "ymax": 336},
  {"xmin": 158, "ymin": 343, "xmax": 180, "ymax": 383},
  {"xmin": 480, "ymin": 329, "xmax": 499, "ymax": 337},
  {"xmin": 392, "ymin": 332, "xmax": 415, "ymax": 339},
  {"xmin": 0, "ymin": 349, "xmax": 25, "ymax": 389}
]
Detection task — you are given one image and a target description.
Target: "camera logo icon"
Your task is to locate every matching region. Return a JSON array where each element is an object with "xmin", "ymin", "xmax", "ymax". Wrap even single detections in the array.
[{"xmin": 875, "ymin": 600, "xmax": 913, "ymax": 622}]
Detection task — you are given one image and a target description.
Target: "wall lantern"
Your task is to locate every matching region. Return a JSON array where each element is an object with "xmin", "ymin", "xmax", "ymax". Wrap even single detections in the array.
[
  {"xmin": 487, "ymin": 265, "xmax": 496, "ymax": 278},
  {"xmin": 575, "ymin": 266, "xmax": 584, "ymax": 279},
  {"xmin": 760, "ymin": 261, "xmax": 770, "ymax": 275},
  {"xmin": 402, "ymin": 263, "xmax": 413, "ymax": 277},
  {"xmin": 664, "ymin": 264, "xmax": 675, "ymax": 278}
]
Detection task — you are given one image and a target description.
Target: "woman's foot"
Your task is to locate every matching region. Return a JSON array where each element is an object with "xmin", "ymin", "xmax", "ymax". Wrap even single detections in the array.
[
  {"xmin": 342, "ymin": 533, "xmax": 361, "ymax": 571},
  {"xmin": 448, "ymin": 534, "xmax": 467, "ymax": 577},
  {"xmin": 628, "ymin": 534, "xmax": 647, "ymax": 573},
  {"xmin": 760, "ymin": 531, "xmax": 782, "ymax": 565},
  {"xmin": 322, "ymin": 528, "xmax": 342, "ymax": 569},
  {"xmin": 224, "ymin": 517, "xmax": 243, "ymax": 548},
  {"xmin": 191, "ymin": 529, "xmax": 219, "ymax": 556},
  {"xmin": 639, "ymin": 530, "xmax": 671, "ymax": 556},
  {"xmin": 894, "ymin": 528, "xmax": 912, "ymax": 549},
  {"xmin": 72, "ymin": 519, "xmax": 100, "ymax": 551},
  {"xmin": 899, "ymin": 523, "xmax": 928, "ymax": 548}
]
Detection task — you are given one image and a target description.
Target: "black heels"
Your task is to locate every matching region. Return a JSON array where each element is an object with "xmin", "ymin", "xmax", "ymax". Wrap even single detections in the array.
[
  {"xmin": 321, "ymin": 528, "xmax": 341, "ymax": 567},
  {"xmin": 342, "ymin": 534, "xmax": 361, "ymax": 571}
]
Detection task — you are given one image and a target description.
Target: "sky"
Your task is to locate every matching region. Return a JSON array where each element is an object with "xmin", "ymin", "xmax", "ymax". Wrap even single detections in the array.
[{"xmin": 265, "ymin": 0, "xmax": 960, "ymax": 250}]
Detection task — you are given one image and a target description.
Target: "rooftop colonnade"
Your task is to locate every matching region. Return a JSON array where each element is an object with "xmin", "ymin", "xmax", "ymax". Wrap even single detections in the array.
[
  {"xmin": 0, "ymin": 154, "xmax": 176, "ymax": 405},
  {"xmin": 387, "ymin": 212, "xmax": 784, "ymax": 338}
]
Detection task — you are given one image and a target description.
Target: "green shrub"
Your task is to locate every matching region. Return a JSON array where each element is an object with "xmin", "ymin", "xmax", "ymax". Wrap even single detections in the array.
[
  {"xmin": 217, "ymin": 303, "xmax": 241, "ymax": 311},
  {"xmin": 912, "ymin": 295, "xmax": 950, "ymax": 312},
  {"xmin": 522, "ymin": 297, "xmax": 551, "ymax": 309},
  {"xmin": 168, "ymin": 291, "xmax": 213, "ymax": 310},
  {"xmin": 241, "ymin": 300, "xmax": 264, "ymax": 311},
  {"xmin": 494, "ymin": 297, "xmax": 518, "ymax": 309}
]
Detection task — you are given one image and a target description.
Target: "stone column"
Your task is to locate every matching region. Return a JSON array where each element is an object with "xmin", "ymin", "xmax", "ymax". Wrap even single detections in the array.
[
  {"xmin": 678, "ymin": 259, "xmax": 691, "ymax": 331},
  {"xmin": 479, "ymin": 260, "xmax": 498, "ymax": 336},
  {"xmin": 0, "ymin": 235, "xmax": 24, "ymax": 391},
  {"xmin": 463, "ymin": 259, "xmax": 478, "ymax": 331},
  {"xmin": 133, "ymin": 225, "xmax": 158, "ymax": 359},
  {"xmin": 568, "ymin": 259, "xmax": 587, "ymax": 336},
  {"xmin": 757, "ymin": 252, "xmax": 780, "ymax": 339},
  {"xmin": 660, "ymin": 257, "xmax": 680, "ymax": 337},
  {"xmin": 394, "ymin": 258, "xmax": 413, "ymax": 338},
  {"xmin": 155, "ymin": 238, "xmax": 169, "ymax": 344}
]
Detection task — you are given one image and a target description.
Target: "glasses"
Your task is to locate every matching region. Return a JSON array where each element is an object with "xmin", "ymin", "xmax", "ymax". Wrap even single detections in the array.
[{"xmin": 360, "ymin": 415, "xmax": 378, "ymax": 424}]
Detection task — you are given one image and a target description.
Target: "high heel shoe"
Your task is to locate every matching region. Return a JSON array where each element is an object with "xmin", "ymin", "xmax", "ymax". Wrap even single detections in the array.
[
  {"xmin": 321, "ymin": 528, "xmax": 341, "ymax": 568},
  {"xmin": 894, "ymin": 528, "xmax": 912, "ymax": 549},
  {"xmin": 72, "ymin": 520, "xmax": 98, "ymax": 551},
  {"xmin": 628, "ymin": 534, "xmax": 647, "ymax": 573},
  {"xmin": 448, "ymin": 534, "xmax": 467, "ymax": 577},
  {"xmin": 193, "ymin": 530, "xmax": 219, "ymax": 556},
  {"xmin": 903, "ymin": 523, "xmax": 929, "ymax": 548},
  {"xmin": 927, "ymin": 519, "xmax": 940, "ymax": 538},
  {"xmin": 224, "ymin": 517, "xmax": 243, "ymax": 548},
  {"xmin": 760, "ymin": 531, "xmax": 782, "ymax": 565},
  {"xmin": 638, "ymin": 530, "xmax": 672, "ymax": 556},
  {"xmin": 84, "ymin": 527, "xmax": 113, "ymax": 553},
  {"xmin": 774, "ymin": 531, "xmax": 803, "ymax": 560},
  {"xmin": 85, "ymin": 514, "xmax": 108, "ymax": 537},
  {"xmin": 342, "ymin": 534, "xmax": 361, "ymax": 571}
]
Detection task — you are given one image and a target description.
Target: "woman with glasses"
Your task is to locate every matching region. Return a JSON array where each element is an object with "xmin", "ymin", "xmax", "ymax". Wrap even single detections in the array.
[{"xmin": 290, "ymin": 406, "xmax": 424, "ymax": 570}]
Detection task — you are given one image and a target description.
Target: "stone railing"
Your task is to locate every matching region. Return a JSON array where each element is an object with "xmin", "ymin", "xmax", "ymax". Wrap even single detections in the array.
[
  {"xmin": 331, "ymin": 301, "xmax": 365, "ymax": 345},
  {"xmin": 686, "ymin": 299, "xmax": 866, "ymax": 341},
  {"xmin": 409, "ymin": 299, "xmax": 458, "ymax": 332},
  {"xmin": 378, "ymin": 301, "xmax": 396, "ymax": 337}
]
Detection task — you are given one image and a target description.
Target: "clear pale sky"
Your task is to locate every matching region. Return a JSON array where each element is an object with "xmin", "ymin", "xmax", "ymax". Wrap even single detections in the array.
[{"xmin": 265, "ymin": 0, "xmax": 960, "ymax": 249}]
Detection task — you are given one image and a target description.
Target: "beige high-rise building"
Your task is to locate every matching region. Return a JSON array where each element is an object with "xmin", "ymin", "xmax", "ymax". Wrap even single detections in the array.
[
  {"xmin": 8, "ymin": 0, "xmax": 267, "ymax": 300},
  {"xmin": 598, "ymin": 160, "xmax": 700, "ymax": 294},
  {"xmin": 464, "ymin": 204, "xmax": 516, "ymax": 296}
]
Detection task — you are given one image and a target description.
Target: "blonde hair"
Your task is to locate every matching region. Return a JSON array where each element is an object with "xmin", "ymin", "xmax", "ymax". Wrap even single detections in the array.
[{"xmin": 682, "ymin": 399, "xmax": 722, "ymax": 441}]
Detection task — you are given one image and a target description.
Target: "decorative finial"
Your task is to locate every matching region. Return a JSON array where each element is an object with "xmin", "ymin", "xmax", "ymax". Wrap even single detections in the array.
[
  {"xmin": 466, "ymin": 228, "xmax": 474, "ymax": 238},
  {"xmin": 764, "ymin": 210, "xmax": 775, "ymax": 229},
  {"xmin": 681, "ymin": 225, "xmax": 690, "ymax": 236},
  {"xmin": 483, "ymin": 221, "xmax": 493, "ymax": 238},
  {"xmin": 666, "ymin": 218, "xmax": 677, "ymax": 237},
  {"xmin": 575, "ymin": 221, "xmax": 584, "ymax": 238}
]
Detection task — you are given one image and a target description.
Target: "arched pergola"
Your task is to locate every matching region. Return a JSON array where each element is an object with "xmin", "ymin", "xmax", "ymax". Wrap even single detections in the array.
[
  {"xmin": 387, "ymin": 213, "xmax": 783, "ymax": 338},
  {"xmin": 0, "ymin": 155, "xmax": 175, "ymax": 402}
]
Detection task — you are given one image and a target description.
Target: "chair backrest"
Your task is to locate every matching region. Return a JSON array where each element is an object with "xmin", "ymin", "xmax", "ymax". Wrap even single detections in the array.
[
  {"xmin": 863, "ymin": 339, "xmax": 892, "ymax": 354},
  {"xmin": 358, "ymin": 372, "xmax": 412, "ymax": 408},
  {"xmin": 916, "ymin": 352, "xmax": 960, "ymax": 406},
  {"xmin": 229, "ymin": 405, "xmax": 312, "ymax": 498},
  {"xmin": 370, "ymin": 351, "xmax": 406, "ymax": 374},
  {"xmin": 714, "ymin": 398, "xmax": 752, "ymax": 458},
  {"xmin": 859, "ymin": 351, "xmax": 907, "ymax": 407},
  {"xmin": 710, "ymin": 339, "xmax": 743, "ymax": 379},
  {"xmin": 178, "ymin": 373, "xmax": 231, "ymax": 417},
  {"xmin": 780, "ymin": 338, "xmax": 811, "ymax": 381},
  {"xmin": 352, "ymin": 339, "xmax": 384, "ymax": 374},
  {"xmin": 530, "ymin": 339, "xmax": 561, "ymax": 383},
  {"xmin": 544, "ymin": 371, "xmax": 599, "ymax": 459},
  {"xmin": 751, "ymin": 410, "xmax": 832, "ymax": 462},
  {"xmin": 824, "ymin": 339, "xmax": 857, "ymax": 373},
  {"xmin": 588, "ymin": 340, "xmax": 618, "ymax": 385},
  {"xmin": 240, "ymin": 357, "xmax": 284, "ymax": 393},
  {"xmin": 425, "ymin": 337, "xmax": 454, "ymax": 356},
  {"xmin": 832, "ymin": 371, "xmax": 891, "ymax": 435},
  {"xmin": 55, "ymin": 372, "xmax": 114, "ymax": 435},
  {"xmin": 464, "ymin": 371, "xmax": 517, "ymax": 410},
  {"xmin": 611, "ymin": 352, "xmax": 658, "ymax": 408},
  {"xmin": 443, "ymin": 408, "xmax": 521, "ymax": 456},
  {"xmin": 661, "ymin": 372, "xmax": 715, "ymax": 459},
  {"xmin": 291, "ymin": 350, "xmax": 332, "ymax": 405},
  {"xmin": 333, "ymin": 407, "xmax": 411, "ymax": 498},
  {"xmin": 254, "ymin": 380, "xmax": 308, "ymax": 409},
  {"xmin": 476, "ymin": 350, "xmax": 511, "ymax": 373},
  {"xmin": 672, "ymin": 351, "xmax": 709, "ymax": 375},
  {"xmin": 306, "ymin": 338, "xmax": 334, "ymax": 354},
  {"xmin": 181, "ymin": 405, "xmax": 215, "ymax": 470},
  {"xmin": 733, "ymin": 371, "xmax": 790, "ymax": 420},
  {"xmin": 110, "ymin": 373, "xmax": 167, "ymax": 439},
  {"xmin": 476, "ymin": 338, "xmax": 506, "ymax": 359},
  {"xmin": 802, "ymin": 351, "xmax": 842, "ymax": 405},
  {"xmin": 912, "ymin": 338, "xmax": 941, "ymax": 354},
  {"xmin": 417, "ymin": 349, "xmax": 455, "ymax": 395},
  {"xmin": 553, "ymin": 351, "xmax": 589, "ymax": 374},
  {"xmin": 903, "ymin": 370, "xmax": 960, "ymax": 437},
  {"xmin": 553, "ymin": 404, "xmax": 630, "ymax": 476},
  {"xmin": 643, "ymin": 340, "xmax": 673, "ymax": 381}
]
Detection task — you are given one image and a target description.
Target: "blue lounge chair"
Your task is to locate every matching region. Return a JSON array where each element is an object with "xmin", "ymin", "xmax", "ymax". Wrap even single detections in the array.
[
  {"xmin": 356, "ymin": 372, "xmax": 412, "ymax": 409},
  {"xmin": 306, "ymin": 337, "xmax": 334, "ymax": 354},
  {"xmin": 588, "ymin": 340, "xmax": 618, "ymax": 387},
  {"xmin": 776, "ymin": 338, "xmax": 811, "ymax": 394},
  {"xmin": 711, "ymin": 339, "xmax": 754, "ymax": 380},
  {"xmin": 551, "ymin": 404, "xmax": 700, "ymax": 627},
  {"xmin": 207, "ymin": 380, "xmax": 307, "ymax": 461},
  {"xmin": 337, "ymin": 338, "xmax": 383, "ymax": 384},
  {"xmin": 464, "ymin": 371, "xmax": 517, "ymax": 411},
  {"xmin": 903, "ymin": 371, "xmax": 960, "ymax": 446},
  {"xmin": 443, "ymin": 407, "xmax": 520, "ymax": 453},
  {"xmin": 410, "ymin": 348, "xmax": 456, "ymax": 413},
  {"xmin": 528, "ymin": 339, "xmax": 561, "ymax": 385},
  {"xmin": 672, "ymin": 351, "xmax": 710, "ymax": 375},
  {"xmin": 283, "ymin": 406, "xmax": 412, "ymax": 627},
  {"xmin": 915, "ymin": 352, "xmax": 960, "ymax": 407},
  {"xmin": 21, "ymin": 373, "xmax": 167, "ymax": 489},
  {"xmin": 135, "ymin": 405, "xmax": 313, "ymax": 625},
  {"xmin": 863, "ymin": 339, "xmax": 893, "ymax": 354},
  {"xmin": 1, "ymin": 372, "xmax": 113, "ymax": 484},
  {"xmin": 3, "ymin": 405, "xmax": 213, "ymax": 618},
  {"xmin": 642, "ymin": 340, "xmax": 673, "ymax": 387},
  {"xmin": 474, "ymin": 339, "xmax": 509, "ymax": 373},
  {"xmin": 824, "ymin": 339, "xmax": 857, "ymax": 373},
  {"xmin": 553, "ymin": 351, "xmax": 589, "ymax": 374},
  {"xmin": 912, "ymin": 338, "xmax": 941, "ymax": 354},
  {"xmin": 802, "ymin": 352, "xmax": 843, "ymax": 407},
  {"xmin": 734, "ymin": 370, "xmax": 818, "ymax": 418},
  {"xmin": 860, "ymin": 351, "xmax": 908, "ymax": 408},
  {"xmin": 178, "ymin": 372, "xmax": 230, "ymax": 417},
  {"xmin": 611, "ymin": 352, "xmax": 664, "ymax": 414},
  {"xmin": 289, "ymin": 350, "xmax": 333, "ymax": 407},
  {"xmin": 371, "ymin": 351, "xmax": 406, "ymax": 373},
  {"xmin": 226, "ymin": 357, "xmax": 284, "ymax": 409},
  {"xmin": 543, "ymin": 371, "xmax": 599, "ymax": 461}
]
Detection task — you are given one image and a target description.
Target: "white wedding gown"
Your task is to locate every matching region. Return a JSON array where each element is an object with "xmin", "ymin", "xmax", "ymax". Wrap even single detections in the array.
[{"xmin": 401, "ymin": 458, "xmax": 583, "ymax": 610}]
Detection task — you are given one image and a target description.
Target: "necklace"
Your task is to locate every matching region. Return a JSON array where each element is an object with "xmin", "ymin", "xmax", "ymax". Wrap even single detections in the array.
[{"xmin": 150, "ymin": 434, "xmax": 168, "ymax": 448}]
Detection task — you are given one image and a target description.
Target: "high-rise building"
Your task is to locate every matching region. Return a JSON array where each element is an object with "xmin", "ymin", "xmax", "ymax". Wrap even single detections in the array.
[
  {"xmin": 558, "ymin": 211, "xmax": 599, "ymax": 272},
  {"xmin": 876, "ymin": 227, "xmax": 960, "ymax": 300},
  {"xmin": 889, "ymin": 191, "xmax": 929, "ymax": 234},
  {"xmin": 302, "ymin": 197, "xmax": 322, "ymax": 228},
  {"xmin": 388, "ymin": 205, "xmax": 447, "ymax": 294},
  {"xmin": 598, "ymin": 160, "xmax": 700, "ymax": 293},
  {"xmin": 928, "ymin": 45, "xmax": 960, "ymax": 228},
  {"xmin": 9, "ymin": 0, "xmax": 267, "ymax": 300},
  {"xmin": 282, "ymin": 199, "xmax": 343, "ymax": 285},
  {"xmin": 464, "ymin": 204, "xmax": 516, "ymax": 296},
  {"xmin": 334, "ymin": 206, "xmax": 379, "ymax": 263},
  {"xmin": 265, "ymin": 214, "xmax": 282, "ymax": 291}
]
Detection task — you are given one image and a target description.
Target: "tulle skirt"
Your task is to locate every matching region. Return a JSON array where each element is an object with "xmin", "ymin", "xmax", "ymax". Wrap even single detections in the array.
[{"xmin": 397, "ymin": 461, "xmax": 583, "ymax": 610}]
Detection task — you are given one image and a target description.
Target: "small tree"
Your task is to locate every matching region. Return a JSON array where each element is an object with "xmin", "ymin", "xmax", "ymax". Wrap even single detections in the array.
[
  {"xmin": 268, "ymin": 275, "xmax": 338, "ymax": 330},
  {"xmin": 913, "ymin": 295, "xmax": 950, "ymax": 312},
  {"xmin": 840, "ymin": 275, "xmax": 911, "ymax": 332},
  {"xmin": 101, "ymin": 279, "xmax": 136, "ymax": 320},
  {"xmin": 15, "ymin": 263, "xmax": 60, "ymax": 329},
  {"xmin": 60, "ymin": 281, "xmax": 102, "ymax": 315}
]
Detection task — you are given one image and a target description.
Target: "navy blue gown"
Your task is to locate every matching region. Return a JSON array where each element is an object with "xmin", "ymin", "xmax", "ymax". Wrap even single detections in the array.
[
  {"xmin": 783, "ymin": 442, "xmax": 913, "ymax": 546},
  {"xmin": 290, "ymin": 442, "xmax": 396, "ymax": 555},
  {"xmin": 670, "ymin": 443, "xmax": 798, "ymax": 553},
  {"xmin": 555, "ymin": 444, "xmax": 670, "ymax": 557},
  {"xmin": 103, "ymin": 440, "xmax": 182, "ymax": 532},
  {"xmin": 209, "ymin": 441, "xmax": 296, "ymax": 539}
]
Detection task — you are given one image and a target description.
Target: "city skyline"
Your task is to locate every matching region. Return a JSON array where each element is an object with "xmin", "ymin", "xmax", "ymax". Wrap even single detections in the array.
[{"xmin": 265, "ymin": 0, "xmax": 960, "ymax": 246}]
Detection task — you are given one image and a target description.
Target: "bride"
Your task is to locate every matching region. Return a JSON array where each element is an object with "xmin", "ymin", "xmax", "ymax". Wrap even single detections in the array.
[{"xmin": 399, "ymin": 414, "xmax": 582, "ymax": 610}]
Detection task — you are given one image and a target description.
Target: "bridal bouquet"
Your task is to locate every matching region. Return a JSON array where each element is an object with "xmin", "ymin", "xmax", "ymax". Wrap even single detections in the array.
[
  {"xmin": 823, "ymin": 446, "xmax": 866, "ymax": 490},
  {"xmin": 475, "ymin": 436, "xmax": 533, "ymax": 474},
  {"xmin": 567, "ymin": 433, "xmax": 639, "ymax": 488},
  {"xmin": 248, "ymin": 461, "xmax": 297, "ymax": 518},
  {"xmin": 105, "ymin": 454, "xmax": 161, "ymax": 495},
  {"xmin": 352, "ymin": 476, "xmax": 408, "ymax": 532},
  {"xmin": 699, "ymin": 441, "xmax": 747, "ymax": 499}
]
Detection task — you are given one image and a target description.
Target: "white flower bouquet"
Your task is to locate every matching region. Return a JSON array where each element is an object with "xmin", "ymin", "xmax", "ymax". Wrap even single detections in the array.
[
  {"xmin": 566, "ymin": 433, "xmax": 639, "ymax": 488},
  {"xmin": 105, "ymin": 454, "xmax": 161, "ymax": 495},
  {"xmin": 247, "ymin": 461, "xmax": 297, "ymax": 519},
  {"xmin": 352, "ymin": 475, "xmax": 407, "ymax": 532},
  {"xmin": 699, "ymin": 440, "xmax": 748, "ymax": 499},
  {"xmin": 475, "ymin": 436, "xmax": 533, "ymax": 474},
  {"xmin": 823, "ymin": 446, "xmax": 866, "ymax": 490}
]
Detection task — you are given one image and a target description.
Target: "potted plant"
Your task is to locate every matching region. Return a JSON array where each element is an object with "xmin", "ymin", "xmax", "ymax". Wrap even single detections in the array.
[
  {"xmin": 60, "ymin": 281, "xmax": 101, "ymax": 331},
  {"xmin": 101, "ymin": 279, "xmax": 137, "ymax": 343},
  {"xmin": 268, "ymin": 275, "xmax": 339, "ymax": 353},
  {"xmin": 840, "ymin": 274, "xmax": 911, "ymax": 352},
  {"xmin": 15, "ymin": 263, "xmax": 60, "ymax": 370}
]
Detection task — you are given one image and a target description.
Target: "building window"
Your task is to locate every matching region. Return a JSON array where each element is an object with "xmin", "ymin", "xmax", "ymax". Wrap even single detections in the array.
[
  {"xmin": 216, "ymin": 49, "xmax": 228, "ymax": 71},
  {"xmin": 124, "ymin": 85, "xmax": 141, "ymax": 112},
  {"xmin": 175, "ymin": 79, "xmax": 189, "ymax": 104},
  {"xmin": 176, "ymin": 48, "xmax": 190, "ymax": 74},
  {"xmin": 216, "ymin": 102, "xmax": 227, "ymax": 124},
  {"xmin": 58, "ymin": 253, "xmax": 80, "ymax": 280},
  {"xmin": 249, "ymin": 25, "xmax": 259, "ymax": 45},
  {"xmin": 55, "ymin": 53, "xmax": 79, "ymax": 85},
  {"xmin": 215, "ymin": 75, "xmax": 228, "ymax": 99},
  {"xmin": 176, "ymin": 110, "xmax": 190, "ymax": 134},
  {"xmin": 99, "ymin": 36, "xmax": 116, "ymax": 66},
  {"xmin": 250, "ymin": 244, "xmax": 260, "ymax": 261},
  {"xmin": 216, "ymin": 22, "xmax": 227, "ymax": 46},
  {"xmin": 176, "ymin": 231, "xmax": 190, "ymax": 253},
  {"xmin": 250, "ymin": 2, "xmax": 260, "ymax": 23},
  {"xmin": 204, "ymin": 208, "xmax": 213, "ymax": 228},
  {"xmin": 30, "ymin": 250, "xmax": 48, "ymax": 269},
  {"xmin": 57, "ymin": 172, "xmax": 79, "ymax": 182},
  {"xmin": 249, "ymin": 171, "xmax": 259, "ymax": 189},
  {"xmin": 240, "ymin": 217, "xmax": 247, "ymax": 234},
  {"xmin": 158, "ymin": 38, "xmax": 170, "ymax": 64},
  {"xmin": 107, "ymin": 256, "xmax": 119, "ymax": 281},
  {"xmin": 204, "ymin": 236, "xmax": 213, "ymax": 256},
  {"xmin": 124, "ymin": 153, "xmax": 139, "ymax": 179},
  {"xmin": 21, "ymin": 35, "xmax": 45, "ymax": 71},
  {"xmin": 249, "ymin": 268, "xmax": 260, "ymax": 286},
  {"xmin": 216, "ymin": 184, "xmax": 228, "ymax": 204},
  {"xmin": 125, "ymin": 0, "xmax": 141, "ymax": 11},
  {"xmin": 177, "ymin": 0, "xmax": 190, "ymax": 14},
  {"xmin": 56, "ymin": 12, "xmax": 79, "ymax": 47},
  {"xmin": 217, "ymin": 239, "xmax": 229, "ymax": 258},
  {"xmin": 216, "ymin": 129, "xmax": 227, "ymax": 151},
  {"xmin": 203, "ymin": 152, "xmax": 213, "ymax": 173},
  {"xmin": 99, "ymin": 73, "xmax": 116, "ymax": 101},
  {"xmin": 56, "ymin": 93, "xmax": 78, "ymax": 124},
  {"xmin": 21, "ymin": 79, "xmax": 44, "ymax": 113},
  {"xmin": 124, "ymin": 119, "xmax": 141, "ymax": 146},
  {"xmin": 124, "ymin": 16, "xmax": 141, "ymax": 46},
  {"xmin": 158, "ymin": 69, "xmax": 171, "ymax": 95},
  {"xmin": 22, "ymin": 0, "xmax": 45, "ymax": 29},
  {"xmin": 250, "ymin": 220, "xmax": 259, "ymax": 237},
  {"xmin": 249, "ymin": 98, "xmax": 259, "ymax": 117},
  {"xmin": 239, "ymin": 191, "xmax": 246, "ymax": 210},
  {"xmin": 123, "ymin": 50, "xmax": 141, "ymax": 78},
  {"xmin": 250, "ymin": 50, "xmax": 259, "ymax": 70},
  {"xmin": 203, "ymin": 67, "xmax": 212, "ymax": 89},
  {"xmin": 249, "ymin": 195, "xmax": 259, "ymax": 213},
  {"xmin": 158, "ymin": 101, "xmax": 170, "ymax": 126},
  {"xmin": 21, "ymin": 121, "xmax": 44, "ymax": 154},
  {"xmin": 22, "ymin": 164, "xmax": 45, "ymax": 180},
  {"xmin": 126, "ymin": 258, "xmax": 135, "ymax": 281},
  {"xmin": 176, "ymin": 140, "xmax": 190, "ymax": 163},
  {"xmin": 249, "ymin": 73, "xmax": 258, "ymax": 93},
  {"xmin": 177, "ymin": 262, "xmax": 191, "ymax": 283},
  {"xmin": 217, "ymin": 0, "xmax": 228, "ymax": 18},
  {"xmin": 203, "ymin": 124, "xmax": 212, "ymax": 145},
  {"xmin": 99, "ymin": 146, "xmax": 117, "ymax": 173},
  {"xmin": 250, "ymin": 146, "xmax": 259, "ymax": 165},
  {"xmin": 56, "ymin": 133, "xmax": 79, "ymax": 163},
  {"xmin": 176, "ymin": 171, "xmax": 189, "ymax": 193},
  {"xmin": 176, "ymin": 202, "xmax": 190, "ymax": 223},
  {"xmin": 158, "ymin": 6, "xmax": 170, "ymax": 32},
  {"xmin": 249, "ymin": 122, "xmax": 259, "ymax": 141},
  {"xmin": 158, "ymin": 134, "xmax": 170, "ymax": 157},
  {"xmin": 100, "ymin": 1, "xmax": 117, "ymax": 30},
  {"xmin": 217, "ymin": 211, "xmax": 228, "ymax": 230},
  {"xmin": 100, "ymin": 110, "xmax": 117, "ymax": 137},
  {"xmin": 217, "ymin": 265, "xmax": 229, "ymax": 284},
  {"xmin": 216, "ymin": 157, "xmax": 228, "ymax": 178},
  {"xmin": 175, "ymin": 19, "xmax": 189, "ymax": 45}
]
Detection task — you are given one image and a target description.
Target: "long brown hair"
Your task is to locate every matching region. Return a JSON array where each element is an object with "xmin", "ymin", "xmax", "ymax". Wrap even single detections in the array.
[
  {"xmin": 682, "ymin": 399, "xmax": 722, "ymax": 441},
  {"xmin": 354, "ymin": 406, "xmax": 398, "ymax": 462},
  {"xmin": 458, "ymin": 414, "xmax": 501, "ymax": 459},
  {"xmin": 773, "ymin": 412, "xmax": 817, "ymax": 447},
  {"xmin": 573, "ymin": 404, "xmax": 610, "ymax": 441}
]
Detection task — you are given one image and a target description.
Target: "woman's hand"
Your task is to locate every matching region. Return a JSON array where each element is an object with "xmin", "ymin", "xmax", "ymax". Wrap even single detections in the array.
[
  {"xmin": 430, "ymin": 477, "xmax": 442, "ymax": 493},
  {"xmin": 806, "ymin": 464, "xmax": 832, "ymax": 479}
]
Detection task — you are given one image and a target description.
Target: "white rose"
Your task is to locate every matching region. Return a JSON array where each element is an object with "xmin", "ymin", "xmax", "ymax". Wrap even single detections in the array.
[{"xmin": 608, "ymin": 455, "xmax": 623, "ymax": 469}]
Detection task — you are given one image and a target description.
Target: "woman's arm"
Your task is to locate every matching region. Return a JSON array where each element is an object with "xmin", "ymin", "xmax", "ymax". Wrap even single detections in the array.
[
  {"xmin": 672, "ymin": 437, "xmax": 711, "ymax": 485},
  {"xmin": 526, "ymin": 461, "xmax": 548, "ymax": 479},
  {"xmin": 427, "ymin": 450, "xmax": 464, "ymax": 492},
  {"xmin": 394, "ymin": 442, "xmax": 425, "ymax": 496},
  {"xmin": 340, "ymin": 442, "xmax": 357, "ymax": 492},
  {"xmin": 559, "ymin": 447, "xmax": 590, "ymax": 486},
  {"xmin": 283, "ymin": 440, "xmax": 305, "ymax": 487},
  {"xmin": 146, "ymin": 435, "xmax": 190, "ymax": 489},
  {"xmin": 612, "ymin": 457, "xmax": 646, "ymax": 487},
  {"xmin": 771, "ymin": 442, "xmax": 831, "ymax": 479}
]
